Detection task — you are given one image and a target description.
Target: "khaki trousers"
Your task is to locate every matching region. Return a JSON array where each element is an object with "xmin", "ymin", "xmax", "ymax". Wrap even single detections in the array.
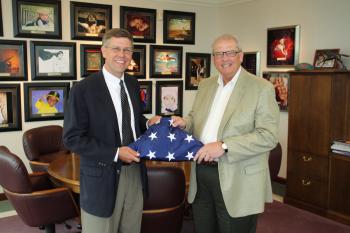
[{"xmin": 81, "ymin": 164, "xmax": 143, "ymax": 233}]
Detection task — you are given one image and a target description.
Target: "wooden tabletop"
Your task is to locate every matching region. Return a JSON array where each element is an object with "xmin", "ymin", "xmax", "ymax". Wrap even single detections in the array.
[{"xmin": 48, "ymin": 152, "xmax": 80, "ymax": 194}]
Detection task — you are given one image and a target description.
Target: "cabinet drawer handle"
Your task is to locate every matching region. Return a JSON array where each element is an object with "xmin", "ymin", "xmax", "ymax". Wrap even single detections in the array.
[
  {"xmin": 302, "ymin": 155, "xmax": 312, "ymax": 162},
  {"xmin": 301, "ymin": 179, "xmax": 311, "ymax": 186}
]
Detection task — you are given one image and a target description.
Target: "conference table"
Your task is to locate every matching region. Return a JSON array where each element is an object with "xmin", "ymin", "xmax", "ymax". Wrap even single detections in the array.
[{"xmin": 47, "ymin": 152, "xmax": 191, "ymax": 194}]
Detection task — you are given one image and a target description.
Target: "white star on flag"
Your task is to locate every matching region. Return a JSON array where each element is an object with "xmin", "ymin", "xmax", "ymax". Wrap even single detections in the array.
[
  {"xmin": 167, "ymin": 133, "xmax": 176, "ymax": 142},
  {"xmin": 166, "ymin": 152, "xmax": 175, "ymax": 161},
  {"xmin": 184, "ymin": 134, "xmax": 194, "ymax": 143},
  {"xmin": 169, "ymin": 119, "xmax": 174, "ymax": 126},
  {"xmin": 186, "ymin": 151, "xmax": 194, "ymax": 160},
  {"xmin": 148, "ymin": 132, "xmax": 158, "ymax": 141},
  {"xmin": 146, "ymin": 150, "xmax": 156, "ymax": 160}
]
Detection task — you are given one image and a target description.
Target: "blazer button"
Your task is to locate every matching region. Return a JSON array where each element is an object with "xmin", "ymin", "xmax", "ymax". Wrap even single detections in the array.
[{"xmin": 117, "ymin": 170, "xmax": 120, "ymax": 174}]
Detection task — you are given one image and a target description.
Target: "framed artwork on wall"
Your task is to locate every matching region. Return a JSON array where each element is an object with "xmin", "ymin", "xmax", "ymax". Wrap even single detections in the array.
[
  {"xmin": 150, "ymin": 45, "xmax": 183, "ymax": 78},
  {"xmin": 0, "ymin": 1, "xmax": 3, "ymax": 37},
  {"xmin": 30, "ymin": 41, "xmax": 76, "ymax": 80},
  {"xmin": 0, "ymin": 40, "xmax": 28, "ymax": 81},
  {"xmin": 70, "ymin": 2, "xmax": 112, "ymax": 41},
  {"xmin": 185, "ymin": 52, "xmax": 211, "ymax": 90},
  {"xmin": 139, "ymin": 80, "xmax": 152, "ymax": 114},
  {"xmin": 80, "ymin": 44, "xmax": 103, "ymax": 77},
  {"xmin": 242, "ymin": 51, "xmax": 260, "ymax": 76},
  {"xmin": 12, "ymin": 0, "xmax": 62, "ymax": 39},
  {"xmin": 0, "ymin": 84, "xmax": 21, "ymax": 132},
  {"xmin": 163, "ymin": 10, "xmax": 195, "ymax": 44},
  {"xmin": 126, "ymin": 44, "xmax": 146, "ymax": 79},
  {"xmin": 156, "ymin": 81, "xmax": 183, "ymax": 117},
  {"xmin": 24, "ymin": 82, "xmax": 70, "ymax": 121},
  {"xmin": 262, "ymin": 71, "xmax": 289, "ymax": 111},
  {"xmin": 120, "ymin": 6, "xmax": 156, "ymax": 43},
  {"xmin": 266, "ymin": 25, "xmax": 300, "ymax": 67},
  {"xmin": 313, "ymin": 49, "xmax": 340, "ymax": 69}
]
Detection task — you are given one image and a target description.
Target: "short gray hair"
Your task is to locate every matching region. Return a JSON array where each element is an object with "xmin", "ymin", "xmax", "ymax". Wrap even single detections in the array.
[
  {"xmin": 211, "ymin": 34, "xmax": 242, "ymax": 52},
  {"xmin": 102, "ymin": 28, "xmax": 134, "ymax": 47}
]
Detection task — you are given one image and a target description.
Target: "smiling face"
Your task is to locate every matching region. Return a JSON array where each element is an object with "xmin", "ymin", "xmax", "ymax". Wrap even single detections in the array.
[
  {"xmin": 212, "ymin": 36, "xmax": 243, "ymax": 82},
  {"xmin": 101, "ymin": 37, "xmax": 133, "ymax": 78}
]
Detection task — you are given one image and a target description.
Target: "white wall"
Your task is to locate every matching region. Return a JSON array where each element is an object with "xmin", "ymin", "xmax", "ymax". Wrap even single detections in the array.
[{"xmin": 217, "ymin": 0, "xmax": 350, "ymax": 178}]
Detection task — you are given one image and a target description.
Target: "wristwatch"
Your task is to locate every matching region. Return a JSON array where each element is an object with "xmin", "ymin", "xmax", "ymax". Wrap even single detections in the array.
[{"xmin": 221, "ymin": 141, "xmax": 228, "ymax": 153}]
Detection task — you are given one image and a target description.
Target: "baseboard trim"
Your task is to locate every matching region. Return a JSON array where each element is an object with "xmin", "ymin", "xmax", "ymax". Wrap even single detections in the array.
[
  {"xmin": 274, "ymin": 176, "xmax": 286, "ymax": 184},
  {"xmin": 0, "ymin": 193, "xmax": 7, "ymax": 201}
]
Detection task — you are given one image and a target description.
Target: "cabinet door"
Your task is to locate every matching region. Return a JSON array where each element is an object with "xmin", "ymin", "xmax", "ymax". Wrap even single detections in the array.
[{"xmin": 288, "ymin": 74, "xmax": 331, "ymax": 156}]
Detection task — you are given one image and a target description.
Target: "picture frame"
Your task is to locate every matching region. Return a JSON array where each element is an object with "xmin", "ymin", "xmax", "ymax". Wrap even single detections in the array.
[
  {"xmin": 0, "ymin": 1, "xmax": 3, "ymax": 37},
  {"xmin": 163, "ymin": 10, "xmax": 195, "ymax": 45},
  {"xmin": 120, "ymin": 6, "xmax": 156, "ymax": 43},
  {"xmin": 150, "ymin": 45, "xmax": 183, "ymax": 79},
  {"xmin": 80, "ymin": 44, "xmax": 103, "ymax": 78},
  {"xmin": 0, "ymin": 84, "xmax": 22, "ymax": 132},
  {"xmin": 30, "ymin": 41, "xmax": 76, "ymax": 80},
  {"xmin": 126, "ymin": 44, "xmax": 146, "ymax": 79},
  {"xmin": 267, "ymin": 25, "xmax": 300, "ymax": 67},
  {"xmin": 313, "ymin": 49, "xmax": 340, "ymax": 69},
  {"xmin": 156, "ymin": 81, "xmax": 183, "ymax": 117},
  {"xmin": 242, "ymin": 51, "xmax": 261, "ymax": 76},
  {"xmin": 139, "ymin": 80, "xmax": 152, "ymax": 114},
  {"xmin": 12, "ymin": 0, "xmax": 62, "ymax": 39},
  {"xmin": 24, "ymin": 82, "xmax": 70, "ymax": 121},
  {"xmin": 262, "ymin": 71, "xmax": 289, "ymax": 111},
  {"xmin": 70, "ymin": 2, "xmax": 112, "ymax": 41},
  {"xmin": 0, "ymin": 40, "xmax": 28, "ymax": 81},
  {"xmin": 185, "ymin": 52, "xmax": 211, "ymax": 90}
]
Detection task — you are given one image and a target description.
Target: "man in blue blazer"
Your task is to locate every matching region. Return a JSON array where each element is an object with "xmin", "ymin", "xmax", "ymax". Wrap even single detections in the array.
[{"xmin": 63, "ymin": 28, "xmax": 159, "ymax": 233}]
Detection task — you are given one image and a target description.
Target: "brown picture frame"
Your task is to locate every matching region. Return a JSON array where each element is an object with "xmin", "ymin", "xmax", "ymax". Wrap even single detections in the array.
[{"xmin": 313, "ymin": 49, "xmax": 340, "ymax": 69}]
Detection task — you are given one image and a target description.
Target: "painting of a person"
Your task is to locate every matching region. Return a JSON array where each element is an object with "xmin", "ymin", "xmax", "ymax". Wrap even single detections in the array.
[
  {"xmin": 274, "ymin": 38, "xmax": 288, "ymax": 61},
  {"xmin": 161, "ymin": 86, "xmax": 178, "ymax": 115},
  {"xmin": 0, "ymin": 92, "xmax": 8, "ymax": 124},
  {"xmin": 78, "ymin": 13, "xmax": 106, "ymax": 35},
  {"xmin": 35, "ymin": 91, "xmax": 60, "ymax": 114},
  {"xmin": 38, "ymin": 49, "xmax": 69, "ymax": 73},
  {"xmin": 23, "ymin": 7, "xmax": 54, "ymax": 32},
  {"xmin": 127, "ymin": 16, "xmax": 150, "ymax": 37}
]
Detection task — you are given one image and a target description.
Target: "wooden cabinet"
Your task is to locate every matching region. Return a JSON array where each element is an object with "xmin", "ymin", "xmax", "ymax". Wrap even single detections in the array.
[{"xmin": 285, "ymin": 70, "xmax": 350, "ymax": 225}]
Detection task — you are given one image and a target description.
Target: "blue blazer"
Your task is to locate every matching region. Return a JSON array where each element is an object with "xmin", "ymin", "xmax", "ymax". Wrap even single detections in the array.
[{"xmin": 63, "ymin": 71, "xmax": 148, "ymax": 217}]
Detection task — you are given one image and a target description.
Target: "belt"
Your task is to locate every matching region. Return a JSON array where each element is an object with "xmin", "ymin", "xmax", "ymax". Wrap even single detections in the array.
[
  {"xmin": 199, "ymin": 161, "xmax": 218, "ymax": 167},
  {"xmin": 122, "ymin": 162, "xmax": 131, "ymax": 166}
]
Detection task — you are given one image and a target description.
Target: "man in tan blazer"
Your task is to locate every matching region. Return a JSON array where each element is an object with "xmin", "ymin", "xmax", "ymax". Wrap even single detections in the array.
[{"xmin": 172, "ymin": 34, "xmax": 279, "ymax": 233}]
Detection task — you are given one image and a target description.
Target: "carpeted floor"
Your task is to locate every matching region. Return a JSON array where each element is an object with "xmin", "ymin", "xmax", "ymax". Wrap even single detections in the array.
[{"xmin": 1, "ymin": 201, "xmax": 350, "ymax": 233}]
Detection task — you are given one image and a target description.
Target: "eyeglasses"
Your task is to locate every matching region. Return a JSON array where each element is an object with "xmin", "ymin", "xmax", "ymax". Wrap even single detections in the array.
[
  {"xmin": 104, "ymin": 46, "xmax": 133, "ymax": 55},
  {"xmin": 212, "ymin": 50, "xmax": 241, "ymax": 58}
]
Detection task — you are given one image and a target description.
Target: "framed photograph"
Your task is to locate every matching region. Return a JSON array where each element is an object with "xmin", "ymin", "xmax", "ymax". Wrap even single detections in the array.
[
  {"xmin": 80, "ymin": 44, "xmax": 103, "ymax": 78},
  {"xmin": 156, "ymin": 81, "xmax": 183, "ymax": 117},
  {"xmin": 0, "ymin": 84, "xmax": 21, "ymax": 132},
  {"xmin": 120, "ymin": 6, "xmax": 156, "ymax": 43},
  {"xmin": 139, "ymin": 81, "xmax": 152, "ymax": 114},
  {"xmin": 24, "ymin": 82, "xmax": 70, "ymax": 121},
  {"xmin": 262, "ymin": 71, "xmax": 289, "ymax": 111},
  {"xmin": 185, "ymin": 52, "xmax": 211, "ymax": 90},
  {"xmin": 30, "ymin": 41, "xmax": 76, "ymax": 80},
  {"xmin": 267, "ymin": 25, "xmax": 300, "ymax": 67},
  {"xmin": 163, "ymin": 10, "xmax": 195, "ymax": 44},
  {"xmin": 0, "ymin": 1, "xmax": 3, "ymax": 36},
  {"xmin": 313, "ymin": 49, "xmax": 340, "ymax": 69},
  {"xmin": 0, "ymin": 40, "xmax": 28, "ymax": 81},
  {"xmin": 126, "ymin": 44, "xmax": 146, "ymax": 79},
  {"xmin": 150, "ymin": 45, "xmax": 183, "ymax": 78},
  {"xmin": 242, "ymin": 51, "xmax": 261, "ymax": 76},
  {"xmin": 12, "ymin": 0, "xmax": 62, "ymax": 39},
  {"xmin": 70, "ymin": 2, "xmax": 112, "ymax": 41}
]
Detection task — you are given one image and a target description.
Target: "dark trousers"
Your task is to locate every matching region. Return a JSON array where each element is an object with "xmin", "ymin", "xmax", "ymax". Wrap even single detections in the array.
[{"xmin": 192, "ymin": 164, "xmax": 258, "ymax": 233}]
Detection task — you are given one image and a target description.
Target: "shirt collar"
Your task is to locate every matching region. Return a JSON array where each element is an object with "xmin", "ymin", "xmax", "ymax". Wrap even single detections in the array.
[
  {"xmin": 102, "ymin": 66, "xmax": 124, "ymax": 88},
  {"xmin": 217, "ymin": 66, "xmax": 242, "ymax": 87}
]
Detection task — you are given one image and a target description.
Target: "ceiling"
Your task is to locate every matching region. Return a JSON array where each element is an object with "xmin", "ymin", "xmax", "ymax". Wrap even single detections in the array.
[{"xmin": 149, "ymin": 0, "xmax": 254, "ymax": 7}]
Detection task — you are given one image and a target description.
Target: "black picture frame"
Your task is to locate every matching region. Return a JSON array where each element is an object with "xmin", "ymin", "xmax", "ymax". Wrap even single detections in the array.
[
  {"xmin": 24, "ymin": 82, "xmax": 70, "ymax": 121},
  {"xmin": 242, "ymin": 51, "xmax": 261, "ymax": 76},
  {"xmin": 262, "ymin": 71, "xmax": 289, "ymax": 111},
  {"xmin": 185, "ymin": 52, "xmax": 211, "ymax": 90},
  {"xmin": 120, "ymin": 6, "xmax": 156, "ymax": 43},
  {"xmin": 70, "ymin": 1, "xmax": 112, "ymax": 41},
  {"xmin": 30, "ymin": 41, "xmax": 76, "ymax": 81},
  {"xmin": 0, "ymin": 40, "xmax": 28, "ymax": 81},
  {"xmin": 156, "ymin": 80, "xmax": 183, "ymax": 117},
  {"xmin": 267, "ymin": 25, "xmax": 300, "ymax": 67},
  {"xmin": 150, "ymin": 45, "xmax": 183, "ymax": 79},
  {"xmin": 0, "ymin": 1, "xmax": 3, "ymax": 37},
  {"xmin": 139, "ymin": 80, "xmax": 152, "ymax": 114},
  {"xmin": 126, "ymin": 44, "xmax": 146, "ymax": 79},
  {"xmin": 12, "ymin": 0, "xmax": 62, "ymax": 39},
  {"xmin": 0, "ymin": 84, "xmax": 22, "ymax": 132},
  {"xmin": 80, "ymin": 44, "xmax": 103, "ymax": 78},
  {"xmin": 163, "ymin": 10, "xmax": 195, "ymax": 45}
]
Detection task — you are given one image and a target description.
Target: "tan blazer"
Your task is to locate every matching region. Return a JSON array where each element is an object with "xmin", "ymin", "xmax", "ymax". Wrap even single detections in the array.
[{"xmin": 185, "ymin": 68, "xmax": 280, "ymax": 218}]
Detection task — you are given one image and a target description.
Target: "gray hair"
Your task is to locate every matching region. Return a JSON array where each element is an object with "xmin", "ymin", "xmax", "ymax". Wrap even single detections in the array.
[
  {"xmin": 211, "ymin": 34, "xmax": 242, "ymax": 52},
  {"xmin": 102, "ymin": 28, "xmax": 134, "ymax": 47}
]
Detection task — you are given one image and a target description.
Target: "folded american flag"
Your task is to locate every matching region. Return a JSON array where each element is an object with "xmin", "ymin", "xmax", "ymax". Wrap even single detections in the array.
[{"xmin": 128, "ymin": 117, "xmax": 203, "ymax": 161}]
